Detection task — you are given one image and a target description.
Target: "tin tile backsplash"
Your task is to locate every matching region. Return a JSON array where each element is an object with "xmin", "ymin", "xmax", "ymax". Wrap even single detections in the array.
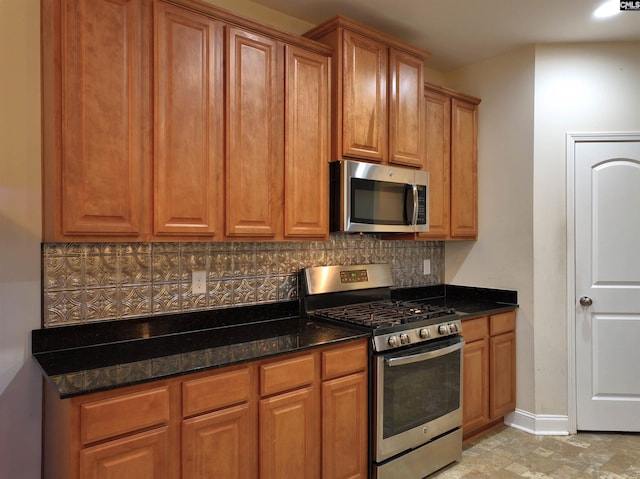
[{"xmin": 42, "ymin": 235, "xmax": 444, "ymax": 327}]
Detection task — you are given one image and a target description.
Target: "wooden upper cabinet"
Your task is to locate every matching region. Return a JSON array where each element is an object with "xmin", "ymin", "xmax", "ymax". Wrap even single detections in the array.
[
  {"xmin": 225, "ymin": 28, "xmax": 282, "ymax": 238},
  {"xmin": 284, "ymin": 45, "xmax": 330, "ymax": 238},
  {"xmin": 389, "ymin": 49, "xmax": 424, "ymax": 168},
  {"xmin": 42, "ymin": 0, "xmax": 331, "ymax": 242},
  {"xmin": 154, "ymin": 3, "xmax": 223, "ymax": 238},
  {"xmin": 451, "ymin": 98, "xmax": 479, "ymax": 238},
  {"xmin": 342, "ymin": 30, "xmax": 388, "ymax": 162},
  {"xmin": 419, "ymin": 83, "xmax": 480, "ymax": 240},
  {"xmin": 421, "ymin": 88, "xmax": 451, "ymax": 238},
  {"xmin": 305, "ymin": 16, "xmax": 428, "ymax": 167},
  {"xmin": 41, "ymin": 0, "xmax": 150, "ymax": 241}
]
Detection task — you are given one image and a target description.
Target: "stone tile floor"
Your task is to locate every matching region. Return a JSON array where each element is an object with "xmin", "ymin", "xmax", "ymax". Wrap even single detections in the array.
[{"xmin": 431, "ymin": 425, "xmax": 640, "ymax": 478}]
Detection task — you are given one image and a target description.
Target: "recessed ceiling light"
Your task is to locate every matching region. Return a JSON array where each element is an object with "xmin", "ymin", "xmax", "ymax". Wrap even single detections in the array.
[{"xmin": 593, "ymin": 0, "xmax": 621, "ymax": 18}]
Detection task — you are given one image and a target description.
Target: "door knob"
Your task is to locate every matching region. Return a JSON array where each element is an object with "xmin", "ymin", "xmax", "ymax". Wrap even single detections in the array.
[{"xmin": 579, "ymin": 296, "xmax": 593, "ymax": 307}]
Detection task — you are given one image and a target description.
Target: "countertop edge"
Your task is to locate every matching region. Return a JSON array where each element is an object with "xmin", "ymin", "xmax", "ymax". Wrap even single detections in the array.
[{"xmin": 35, "ymin": 320, "xmax": 368, "ymax": 399}]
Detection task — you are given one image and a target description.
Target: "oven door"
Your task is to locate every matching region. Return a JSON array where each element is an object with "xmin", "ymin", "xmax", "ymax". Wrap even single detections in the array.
[{"xmin": 374, "ymin": 336, "xmax": 463, "ymax": 463}]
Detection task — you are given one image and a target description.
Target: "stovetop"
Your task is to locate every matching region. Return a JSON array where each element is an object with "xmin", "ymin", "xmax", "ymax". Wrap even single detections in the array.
[
  {"xmin": 311, "ymin": 299, "xmax": 456, "ymax": 329},
  {"xmin": 301, "ymin": 264, "xmax": 461, "ymax": 352}
]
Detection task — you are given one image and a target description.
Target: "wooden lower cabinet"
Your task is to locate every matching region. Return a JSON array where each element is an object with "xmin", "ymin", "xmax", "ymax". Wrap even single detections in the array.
[
  {"xmin": 321, "ymin": 372, "xmax": 368, "ymax": 479},
  {"xmin": 182, "ymin": 404, "xmax": 254, "ymax": 479},
  {"xmin": 461, "ymin": 310, "xmax": 516, "ymax": 439},
  {"xmin": 259, "ymin": 387, "xmax": 320, "ymax": 479},
  {"xmin": 462, "ymin": 334, "xmax": 489, "ymax": 433},
  {"xmin": 80, "ymin": 427, "xmax": 170, "ymax": 479},
  {"xmin": 490, "ymin": 330, "xmax": 516, "ymax": 418},
  {"xmin": 321, "ymin": 341, "xmax": 368, "ymax": 479},
  {"xmin": 43, "ymin": 339, "xmax": 368, "ymax": 479}
]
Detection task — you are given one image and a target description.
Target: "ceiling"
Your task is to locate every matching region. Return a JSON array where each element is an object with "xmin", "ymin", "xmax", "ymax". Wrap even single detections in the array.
[{"xmin": 251, "ymin": 0, "xmax": 640, "ymax": 71}]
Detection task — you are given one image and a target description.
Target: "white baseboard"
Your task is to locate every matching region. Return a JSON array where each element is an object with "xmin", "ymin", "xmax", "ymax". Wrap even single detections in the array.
[{"xmin": 504, "ymin": 409, "xmax": 570, "ymax": 436}]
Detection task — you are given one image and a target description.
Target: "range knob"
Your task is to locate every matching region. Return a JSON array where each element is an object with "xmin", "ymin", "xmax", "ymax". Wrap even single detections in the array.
[
  {"xmin": 387, "ymin": 335, "xmax": 400, "ymax": 348},
  {"xmin": 438, "ymin": 324, "xmax": 450, "ymax": 335},
  {"xmin": 419, "ymin": 328, "xmax": 430, "ymax": 339},
  {"xmin": 449, "ymin": 323, "xmax": 459, "ymax": 333},
  {"xmin": 400, "ymin": 333, "xmax": 410, "ymax": 345}
]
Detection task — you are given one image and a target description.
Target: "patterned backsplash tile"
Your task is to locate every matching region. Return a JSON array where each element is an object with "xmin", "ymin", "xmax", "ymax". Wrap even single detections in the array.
[{"xmin": 42, "ymin": 234, "xmax": 444, "ymax": 328}]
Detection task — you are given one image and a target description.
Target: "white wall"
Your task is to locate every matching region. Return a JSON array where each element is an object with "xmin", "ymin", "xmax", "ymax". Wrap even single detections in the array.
[
  {"xmin": 443, "ymin": 41, "xmax": 640, "ymax": 427},
  {"xmin": 443, "ymin": 47, "xmax": 536, "ymax": 414},
  {"xmin": 0, "ymin": 0, "xmax": 43, "ymax": 477},
  {"xmin": 532, "ymin": 41, "xmax": 640, "ymax": 415}
]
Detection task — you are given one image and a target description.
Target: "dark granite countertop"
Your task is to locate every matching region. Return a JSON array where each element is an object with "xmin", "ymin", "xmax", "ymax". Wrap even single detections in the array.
[
  {"xmin": 32, "ymin": 301, "xmax": 368, "ymax": 399},
  {"xmin": 391, "ymin": 284, "xmax": 518, "ymax": 318},
  {"xmin": 33, "ymin": 284, "xmax": 518, "ymax": 399}
]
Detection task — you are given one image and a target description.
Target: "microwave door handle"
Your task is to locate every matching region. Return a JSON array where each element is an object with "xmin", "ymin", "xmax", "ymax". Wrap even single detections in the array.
[
  {"xmin": 384, "ymin": 340, "xmax": 464, "ymax": 367},
  {"xmin": 412, "ymin": 184, "xmax": 419, "ymax": 225}
]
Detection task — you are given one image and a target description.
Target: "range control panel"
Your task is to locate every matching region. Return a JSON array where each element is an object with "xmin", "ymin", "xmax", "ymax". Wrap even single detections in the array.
[{"xmin": 339, "ymin": 269, "xmax": 369, "ymax": 284}]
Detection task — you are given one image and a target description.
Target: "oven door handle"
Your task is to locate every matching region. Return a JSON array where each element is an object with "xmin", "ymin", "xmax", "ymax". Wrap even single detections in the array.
[{"xmin": 384, "ymin": 340, "xmax": 464, "ymax": 367}]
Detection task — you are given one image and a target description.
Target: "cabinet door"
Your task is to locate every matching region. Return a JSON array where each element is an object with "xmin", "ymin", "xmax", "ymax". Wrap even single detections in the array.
[
  {"xmin": 45, "ymin": 0, "xmax": 147, "ymax": 239},
  {"xmin": 341, "ymin": 30, "xmax": 388, "ymax": 162},
  {"xmin": 322, "ymin": 373, "xmax": 368, "ymax": 479},
  {"xmin": 462, "ymin": 338, "xmax": 489, "ymax": 435},
  {"xmin": 489, "ymin": 331, "xmax": 516, "ymax": 418},
  {"xmin": 226, "ymin": 28, "xmax": 282, "ymax": 238},
  {"xmin": 450, "ymin": 99, "xmax": 478, "ymax": 238},
  {"xmin": 283, "ymin": 45, "xmax": 330, "ymax": 238},
  {"xmin": 259, "ymin": 387, "xmax": 320, "ymax": 479},
  {"xmin": 182, "ymin": 404, "xmax": 255, "ymax": 479},
  {"xmin": 154, "ymin": 3, "xmax": 223, "ymax": 237},
  {"xmin": 79, "ymin": 427, "xmax": 169, "ymax": 479},
  {"xmin": 420, "ymin": 88, "xmax": 451, "ymax": 239},
  {"xmin": 389, "ymin": 49, "xmax": 424, "ymax": 168}
]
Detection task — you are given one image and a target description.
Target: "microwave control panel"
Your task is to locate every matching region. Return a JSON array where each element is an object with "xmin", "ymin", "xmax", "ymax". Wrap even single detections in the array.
[{"xmin": 417, "ymin": 185, "xmax": 427, "ymax": 225}]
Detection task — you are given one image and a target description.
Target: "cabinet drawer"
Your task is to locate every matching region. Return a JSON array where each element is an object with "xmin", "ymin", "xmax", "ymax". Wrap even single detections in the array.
[
  {"xmin": 322, "ymin": 341, "xmax": 368, "ymax": 380},
  {"xmin": 183, "ymin": 367, "xmax": 251, "ymax": 417},
  {"xmin": 260, "ymin": 354, "xmax": 315, "ymax": 397},
  {"xmin": 80, "ymin": 386, "xmax": 170, "ymax": 445},
  {"xmin": 461, "ymin": 316, "xmax": 488, "ymax": 342},
  {"xmin": 490, "ymin": 310, "xmax": 516, "ymax": 336}
]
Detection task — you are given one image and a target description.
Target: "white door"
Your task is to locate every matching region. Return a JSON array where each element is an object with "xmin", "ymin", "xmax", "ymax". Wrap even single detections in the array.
[{"xmin": 574, "ymin": 135, "xmax": 640, "ymax": 431}]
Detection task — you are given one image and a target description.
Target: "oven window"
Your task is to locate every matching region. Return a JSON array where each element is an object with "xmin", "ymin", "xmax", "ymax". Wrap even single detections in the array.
[
  {"xmin": 350, "ymin": 178, "xmax": 408, "ymax": 225},
  {"xmin": 382, "ymin": 341, "xmax": 461, "ymax": 438}
]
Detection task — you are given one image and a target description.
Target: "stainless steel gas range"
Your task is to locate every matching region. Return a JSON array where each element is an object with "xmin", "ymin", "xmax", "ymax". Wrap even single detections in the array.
[{"xmin": 301, "ymin": 263, "xmax": 463, "ymax": 479}]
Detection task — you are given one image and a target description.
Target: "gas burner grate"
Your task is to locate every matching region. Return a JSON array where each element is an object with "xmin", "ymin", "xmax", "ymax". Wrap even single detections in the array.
[{"xmin": 312, "ymin": 300, "xmax": 455, "ymax": 329}]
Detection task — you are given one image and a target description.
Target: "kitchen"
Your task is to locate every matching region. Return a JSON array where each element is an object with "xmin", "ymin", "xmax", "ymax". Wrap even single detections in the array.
[{"xmin": 1, "ymin": 0, "xmax": 640, "ymax": 478}]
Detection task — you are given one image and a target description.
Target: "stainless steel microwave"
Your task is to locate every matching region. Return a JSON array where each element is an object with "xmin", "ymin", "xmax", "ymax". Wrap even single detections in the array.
[{"xmin": 330, "ymin": 160, "xmax": 429, "ymax": 233}]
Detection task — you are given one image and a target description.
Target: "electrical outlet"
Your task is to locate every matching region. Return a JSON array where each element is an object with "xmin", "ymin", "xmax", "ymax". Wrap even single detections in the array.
[
  {"xmin": 192, "ymin": 271, "xmax": 207, "ymax": 294},
  {"xmin": 423, "ymin": 259, "xmax": 431, "ymax": 275}
]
